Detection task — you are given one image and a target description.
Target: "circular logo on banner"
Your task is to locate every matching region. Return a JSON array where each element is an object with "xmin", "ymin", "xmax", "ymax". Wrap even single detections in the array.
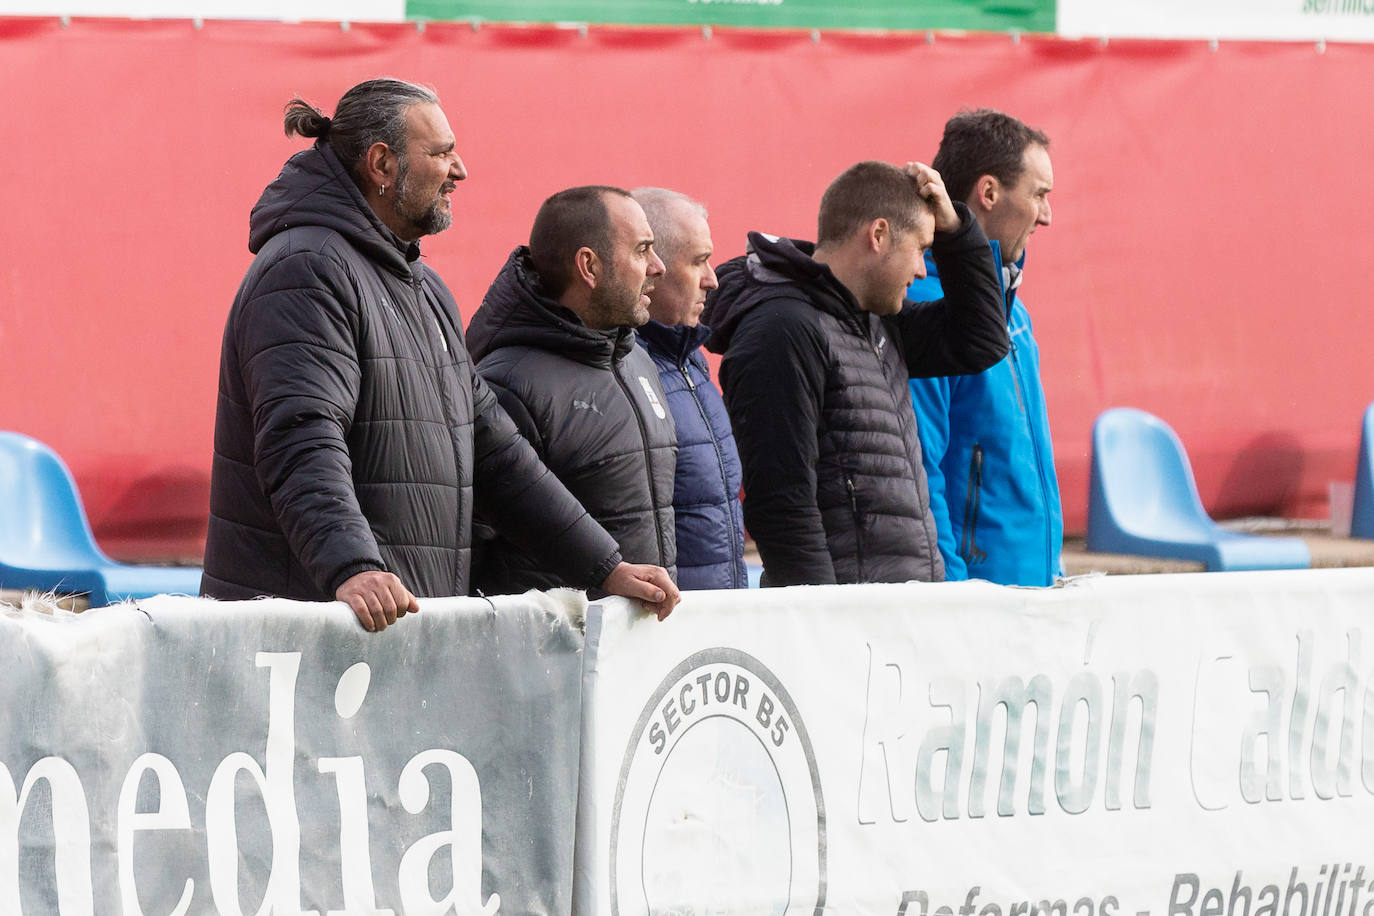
[{"xmin": 610, "ymin": 647, "xmax": 827, "ymax": 915}]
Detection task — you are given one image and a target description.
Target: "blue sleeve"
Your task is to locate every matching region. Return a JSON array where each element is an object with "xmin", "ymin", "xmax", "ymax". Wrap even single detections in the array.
[{"xmin": 909, "ymin": 375, "xmax": 966, "ymax": 580}]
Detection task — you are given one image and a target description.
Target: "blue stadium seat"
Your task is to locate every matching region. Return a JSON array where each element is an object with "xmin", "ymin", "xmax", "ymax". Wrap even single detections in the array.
[
  {"xmin": 1087, "ymin": 408, "xmax": 1310, "ymax": 571},
  {"xmin": 1351, "ymin": 402, "xmax": 1374, "ymax": 539},
  {"xmin": 0, "ymin": 431, "xmax": 202, "ymax": 607}
]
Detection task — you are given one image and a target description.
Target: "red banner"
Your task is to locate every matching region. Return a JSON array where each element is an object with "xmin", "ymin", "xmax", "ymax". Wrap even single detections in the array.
[{"xmin": 3, "ymin": 17, "xmax": 1370, "ymax": 559}]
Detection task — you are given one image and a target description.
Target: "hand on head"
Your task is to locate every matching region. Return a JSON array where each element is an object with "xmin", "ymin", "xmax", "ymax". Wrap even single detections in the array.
[
  {"xmin": 601, "ymin": 562, "xmax": 682, "ymax": 621},
  {"xmin": 904, "ymin": 161, "xmax": 960, "ymax": 233},
  {"xmin": 336, "ymin": 570, "xmax": 420, "ymax": 632}
]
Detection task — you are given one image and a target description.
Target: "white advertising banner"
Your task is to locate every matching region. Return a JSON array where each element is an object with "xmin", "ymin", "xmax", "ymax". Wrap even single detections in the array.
[
  {"xmin": 0, "ymin": 0, "xmax": 403, "ymax": 20},
  {"xmin": 576, "ymin": 569, "xmax": 1374, "ymax": 915},
  {"xmin": 1057, "ymin": 0, "xmax": 1374, "ymax": 43},
  {"xmin": 0, "ymin": 592, "xmax": 586, "ymax": 914}
]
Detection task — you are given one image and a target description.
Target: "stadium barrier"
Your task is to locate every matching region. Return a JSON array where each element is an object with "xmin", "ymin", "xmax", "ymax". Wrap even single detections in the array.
[{"xmin": 6, "ymin": 568, "xmax": 1374, "ymax": 912}]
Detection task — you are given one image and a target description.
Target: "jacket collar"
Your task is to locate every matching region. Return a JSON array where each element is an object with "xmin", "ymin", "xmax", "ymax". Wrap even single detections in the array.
[
  {"xmin": 918, "ymin": 239, "xmax": 1025, "ymax": 316},
  {"xmin": 704, "ymin": 231, "xmax": 870, "ymax": 354},
  {"xmin": 467, "ymin": 246, "xmax": 635, "ymax": 368},
  {"xmin": 637, "ymin": 319, "xmax": 711, "ymax": 366},
  {"xmin": 249, "ymin": 141, "xmax": 421, "ymax": 281}
]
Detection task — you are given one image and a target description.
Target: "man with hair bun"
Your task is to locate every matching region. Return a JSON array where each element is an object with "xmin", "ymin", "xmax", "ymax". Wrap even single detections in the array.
[
  {"xmin": 907, "ymin": 108, "xmax": 1060, "ymax": 587},
  {"xmin": 203, "ymin": 79, "xmax": 678, "ymax": 629},
  {"xmin": 702, "ymin": 161, "xmax": 1009, "ymax": 586}
]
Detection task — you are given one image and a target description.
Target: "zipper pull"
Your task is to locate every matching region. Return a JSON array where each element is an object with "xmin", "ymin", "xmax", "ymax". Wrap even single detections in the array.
[{"xmin": 680, "ymin": 366, "xmax": 696, "ymax": 391}]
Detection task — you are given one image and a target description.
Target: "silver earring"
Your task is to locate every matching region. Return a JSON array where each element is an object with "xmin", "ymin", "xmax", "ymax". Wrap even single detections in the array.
[{"xmin": 379, "ymin": 184, "xmax": 386, "ymax": 196}]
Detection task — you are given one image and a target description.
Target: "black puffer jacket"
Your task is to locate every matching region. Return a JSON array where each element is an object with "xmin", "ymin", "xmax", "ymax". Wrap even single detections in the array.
[
  {"xmin": 202, "ymin": 143, "xmax": 620, "ymax": 601},
  {"xmin": 703, "ymin": 203, "xmax": 1008, "ymax": 586},
  {"xmin": 467, "ymin": 248, "xmax": 678, "ymax": 594}
]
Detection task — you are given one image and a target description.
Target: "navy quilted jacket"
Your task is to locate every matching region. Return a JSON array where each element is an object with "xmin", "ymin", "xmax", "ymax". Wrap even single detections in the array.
[{"xmin": 638, "ymin": 320, "xmax": 748, "ymax": 590}]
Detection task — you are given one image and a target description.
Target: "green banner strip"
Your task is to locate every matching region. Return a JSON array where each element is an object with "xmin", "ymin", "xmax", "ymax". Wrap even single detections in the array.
[{"xmin": 404, "ymin": 0, "xmax": 1055, "ymax": 33}]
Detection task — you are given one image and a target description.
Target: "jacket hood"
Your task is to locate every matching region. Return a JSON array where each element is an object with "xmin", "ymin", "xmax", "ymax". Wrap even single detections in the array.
[
  {"xmin": 248, "ymin": 141, "xmax": 419, "ymax": 279},
  {"xmin": 637, "ymin": 319, "xmax": 711, "ymax": 366},
  {"xmin": 466, "ymin": 246, "xmax": 636, "ymax": 367},
  {"xmin": 703, "ymin": 231, "xmax": 856, "ymax": 354}
]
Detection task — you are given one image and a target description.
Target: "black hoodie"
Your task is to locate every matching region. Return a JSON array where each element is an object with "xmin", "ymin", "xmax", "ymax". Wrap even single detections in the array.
[
  {"xmin": 702, "ymin": 202, "xmax": 1009, "ymax": 586},
  {"xmin": 203, "ymin": 143, "xmax": 619, "ymax": 600},
  {"xmin": 467, "ymin": 247, "xmax": 678, "ymax": 595}
]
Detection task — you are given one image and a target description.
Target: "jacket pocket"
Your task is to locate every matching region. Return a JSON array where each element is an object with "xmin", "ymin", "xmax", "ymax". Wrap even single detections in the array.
[
  {"xmin": 846, "ymin": 476, "xmax": 866, "ymax": 581},
  {"xmin": 959, "ymin": 445, "xmax": 988, "ymax": 566}
]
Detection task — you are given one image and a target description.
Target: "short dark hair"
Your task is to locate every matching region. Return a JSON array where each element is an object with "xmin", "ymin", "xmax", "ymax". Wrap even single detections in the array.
[
  {"xmin": 283, "ymin": 78, "xmax": 439, "ymax": 183},
  {"xmin": 932, "ymin": 108, "xmax": 1050, "ymax": 204},
  {"xmin": 817, "ymin": 161, "xmax": 931, "ymax": 246},
  {"xmin": 529, "ymin": 186, "xmax": 632, "ymax": 297}
]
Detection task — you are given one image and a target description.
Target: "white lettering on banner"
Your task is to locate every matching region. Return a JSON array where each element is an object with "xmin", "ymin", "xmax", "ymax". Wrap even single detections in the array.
[
  {"xmin": 857, "ymin": 640, "xmax": 1159, "ymax": 824},
  {"xmin": 397, "ymin": 751, "xmax": 500, "ymax": 916},
  {"xmin": 0, "ymin": 650, "xmax": 495, "ymax": 913},
  {"xmin": 118, "ymin": 754, "xmax": 195, "ymax": 916},
  {"xmin": 206, "ymin": 652, "xmax": 315, "ymax": 916},
  {"xmin": 0, "ymin": 756, "xmax": 93, "ymax": 915},
  {"xmin": 318, "ymin": 758, "xmax": 393, "ymax": 916},
  {"xmin": 1192, "ymin": 629, "xmax": 1374, "ymax": 810}
]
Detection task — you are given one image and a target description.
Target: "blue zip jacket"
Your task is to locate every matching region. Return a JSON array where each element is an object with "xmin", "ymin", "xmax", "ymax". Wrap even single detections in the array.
[
  {"xmin": 637, "ymin": 320, "xmax": 748, "ymax": 590},
  {"xmin": 907, "ymin": 243, "xmax": 1062, "ymax": 586}
]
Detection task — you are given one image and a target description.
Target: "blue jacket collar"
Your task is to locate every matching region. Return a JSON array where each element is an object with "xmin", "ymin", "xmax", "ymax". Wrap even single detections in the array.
[
  {"xmin": 638, "ymin": 319, "xmax": 711, "ymax": 366},
  {"xmin": 922, "ymin": 238, "xmax": 1023, "ymax": 280},
  {"xmin": 918, "ymin": 239, "xmax": 1023, "ymax": 317}
]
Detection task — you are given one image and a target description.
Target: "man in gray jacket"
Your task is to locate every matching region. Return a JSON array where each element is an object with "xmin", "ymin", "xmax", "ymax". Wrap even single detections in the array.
[
  {"xmin": 203, "ymin": 80, "xmax": 678, "ymax": 629},
  {"xmin": 467, "ymin": 187, "xmax": 679, "ymax": 596}
]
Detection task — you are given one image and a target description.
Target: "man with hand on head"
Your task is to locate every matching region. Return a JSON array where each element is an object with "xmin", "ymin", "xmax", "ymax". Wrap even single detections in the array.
[
  {"xmin": 703, "ymin": 160, "xmax": 1009, "ymax": 586},
  {"xmin": 907, "ymin": 109, "xmax": 1061, "ymax": 586},
  {"xmin": 467, "ymin": 186, "xmax": 680, "ymax": 605},
  {"xmin": 203, "ymin": 80, "xmax": 678, "ymax": 629},
  {"xmin": 631, "ymin": 188, "xmax": 747, "ymax": 591}
]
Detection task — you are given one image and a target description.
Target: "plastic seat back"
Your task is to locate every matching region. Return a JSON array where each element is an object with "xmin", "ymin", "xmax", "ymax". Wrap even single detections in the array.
[
  {"xmin": 0, "ymin": 431, "xmax": 112, "ymax": 575},
  {"xmin": 1089, "ymin": 408, "xmax": 1214, "ymax": 545},
  {"xmin": 0, "ymin": 432, "xmax": 204, "ymax": 604},
  {"xmin": 1088, "ymin": 408, "xmax": 1309, "ymax": 571},
  {"xmin": 1352, "ymin": 402, "xmax": 1374, "ymax": 539}
]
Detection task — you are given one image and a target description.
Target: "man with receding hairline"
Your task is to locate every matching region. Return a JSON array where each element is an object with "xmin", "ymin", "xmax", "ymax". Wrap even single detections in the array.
[
  {"xmin": 632, "ymin": 187, "xmax": 747, "ymax": 590},
  {"xmin": 204, "ymin": 80, "xmax": 679, "ymax": 627},
  {"xmin": 467, "ymin": 186, "xmax": 679, "ymax": 598},
  {"xmin": 702, "ymin": 161, "xmax": 1009, "ymax": 586}
]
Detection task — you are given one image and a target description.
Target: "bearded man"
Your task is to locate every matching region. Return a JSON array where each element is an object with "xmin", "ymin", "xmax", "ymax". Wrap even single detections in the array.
[
  {"xmin": 204, "ymin": 83, "xmax": 678, "ymax": 627},
  {"xmin": 467, "ymin": 186, "xmax": 680, "ymax": 596}
]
